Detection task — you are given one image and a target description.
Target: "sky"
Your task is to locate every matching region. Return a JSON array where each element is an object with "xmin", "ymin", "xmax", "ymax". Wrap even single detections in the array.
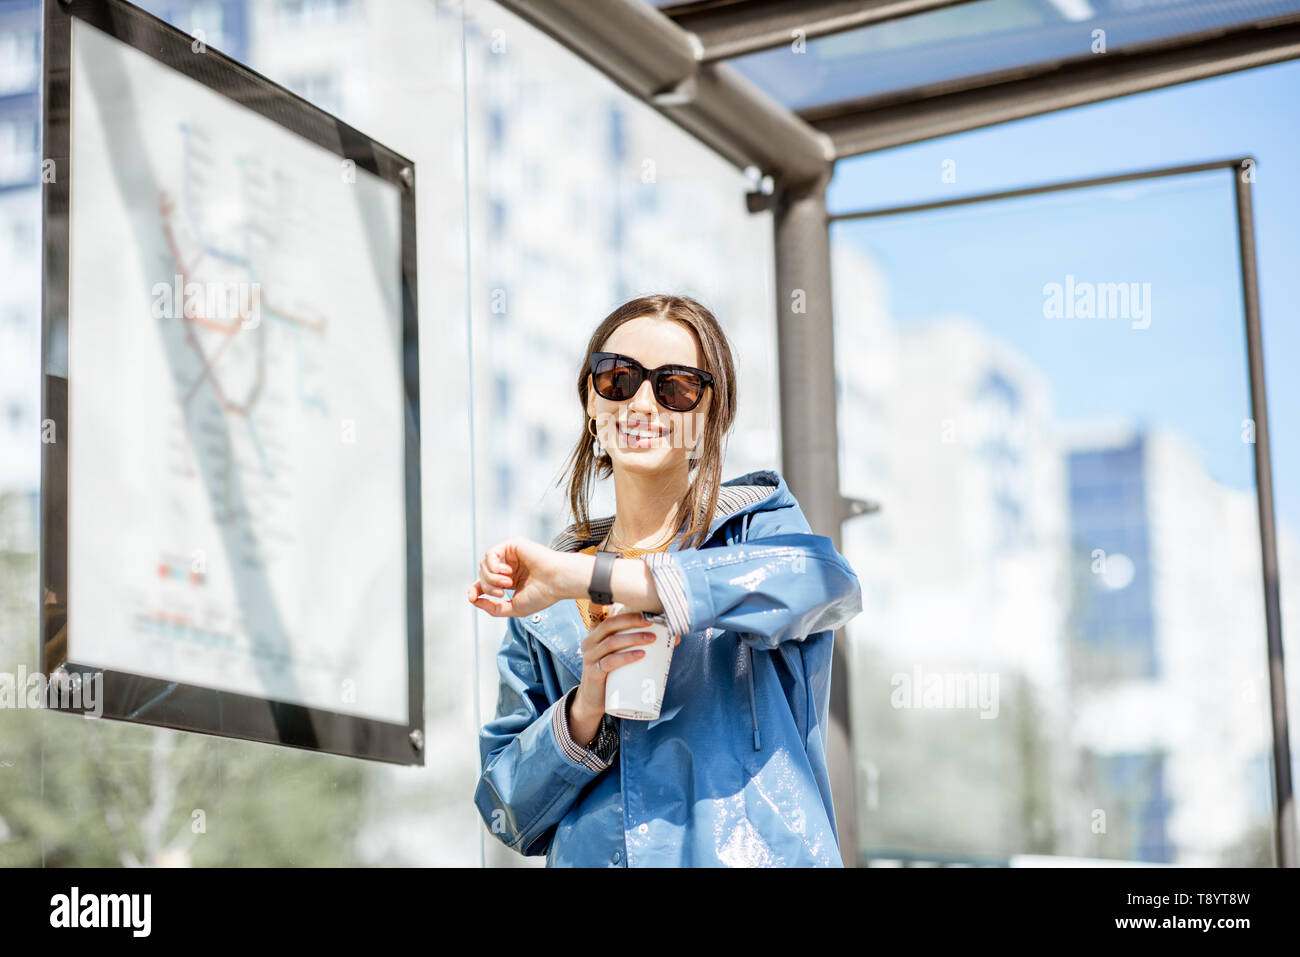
[{"xmin": 827, "ymin": 59, "xmax": 1300, "ymax": 533}]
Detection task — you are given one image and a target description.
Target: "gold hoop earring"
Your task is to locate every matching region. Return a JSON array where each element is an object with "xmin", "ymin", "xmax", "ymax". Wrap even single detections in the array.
[{"xmin": 588, "ymin": 417, "xmax": 605, "ymax": 457}]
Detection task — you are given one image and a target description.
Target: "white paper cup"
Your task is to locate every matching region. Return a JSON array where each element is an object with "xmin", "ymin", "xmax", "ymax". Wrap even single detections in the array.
[{"xmin": 603, "ymin": 602, "xmax": 674, "ymax": 720}]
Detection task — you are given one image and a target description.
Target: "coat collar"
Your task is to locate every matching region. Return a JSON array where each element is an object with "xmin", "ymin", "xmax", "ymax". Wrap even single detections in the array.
[{"xmin": 547, "ymin": 469, "xmax": 788, "ymax": 553}]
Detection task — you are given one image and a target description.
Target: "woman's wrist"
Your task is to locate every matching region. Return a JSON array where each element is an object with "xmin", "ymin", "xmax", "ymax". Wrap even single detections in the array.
[
  {"xmin": 561, "ymin": 552, "xmax": 597, "ymax": 601},
  {"xmin": 559, "ymin": 551, "xmax": 634, "ymax": 602},
  {"xmin": 558, "ymin": 551, "xmax": 664, "ymax": 614},
  {"xmin": 567, "ymin": 689, "xmax": 602, "ymax": 748}
]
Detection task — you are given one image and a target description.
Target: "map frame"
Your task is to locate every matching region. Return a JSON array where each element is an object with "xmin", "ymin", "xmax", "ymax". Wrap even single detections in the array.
[{"xmin": 39, "ymin": 0, "xmax": 426, "ymax": 766}]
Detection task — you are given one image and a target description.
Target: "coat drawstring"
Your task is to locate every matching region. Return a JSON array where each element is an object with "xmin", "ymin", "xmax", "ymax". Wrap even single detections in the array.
[{"xmin": 741, "ymin": 512, "xmax": 761, "ymax": 751}]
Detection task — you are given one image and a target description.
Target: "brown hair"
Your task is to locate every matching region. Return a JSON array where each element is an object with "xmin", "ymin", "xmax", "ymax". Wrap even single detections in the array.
[{"xmin": 559, "ymin": 294, "xmax": 737, "ymax": 551}]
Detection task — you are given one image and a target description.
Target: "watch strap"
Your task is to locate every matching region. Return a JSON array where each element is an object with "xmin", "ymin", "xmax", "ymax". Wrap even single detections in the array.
[{"xmin": 588, "ymin": 549, "xmax": 618, "ymax": 605}]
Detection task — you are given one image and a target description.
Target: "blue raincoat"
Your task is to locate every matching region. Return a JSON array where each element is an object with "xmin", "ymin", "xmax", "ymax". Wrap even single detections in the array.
[{"xmin": 474, "ymin": 469, "xmax": 863, "ymax": 866}]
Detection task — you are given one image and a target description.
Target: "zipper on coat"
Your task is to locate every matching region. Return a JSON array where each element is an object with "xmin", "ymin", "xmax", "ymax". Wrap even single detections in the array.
[{"xmin": 741, "ymin": 512, "xmax": 761, "ymax": 751}]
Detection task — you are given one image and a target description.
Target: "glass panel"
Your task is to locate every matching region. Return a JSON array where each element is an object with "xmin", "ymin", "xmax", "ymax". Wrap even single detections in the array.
[
  {"xmin": 0, "ymin": 0, "xmax": 44, "ymax": 868},
  {"xmin": 1, "ymin": 0, "xmax": 474, "ymax": 865},
  {"xmin": 728, "ymin": 0, "xmax": 1300, "ymax": 111},
  {"xmin": 0, "ymin": 0, "xmax": 783, "ymax": 868},
  {"xmin": 834, "ymin": 170, "xmax": 1279, "ymax": 865},
  {"xmin": 826, "ymin": 60, "xmax": 1300, "ymax": 839},
  {"xmin": 460, "ymin": 0, "xmax": 781, "ymax": 866}
]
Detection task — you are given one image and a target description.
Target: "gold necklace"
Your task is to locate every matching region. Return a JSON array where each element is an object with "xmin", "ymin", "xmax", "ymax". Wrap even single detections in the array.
[{"xmin": 601, "ymin": 522, "xmax": 675, "ymax": 554}]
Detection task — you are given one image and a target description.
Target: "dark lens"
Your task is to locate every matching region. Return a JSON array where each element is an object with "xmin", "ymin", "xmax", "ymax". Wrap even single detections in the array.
[
  {"xmin": 657, "ymin": 371, "xmax": 704, "ymax": 411},
  {"xmin": 594, "ymin": 357, "xmax": 641, "ymax": 401}
]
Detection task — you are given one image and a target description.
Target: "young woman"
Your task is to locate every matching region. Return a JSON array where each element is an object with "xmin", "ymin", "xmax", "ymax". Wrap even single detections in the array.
[{"xmin": 469, "ymin": 293, "xmax": 862, "ymax": 867}]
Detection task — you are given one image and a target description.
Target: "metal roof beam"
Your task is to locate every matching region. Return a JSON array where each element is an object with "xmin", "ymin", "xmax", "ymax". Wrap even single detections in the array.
[
  {"xmin": 492, "ymin": 0, "xmax": 833, "ymax": 190},
  {"xmin": 659, "ymin": 0, "xmax": 980, "ymax": 62},
  {"xmin": 801, "ymin": 16, "xmax": 1300, "ymax": 157}
]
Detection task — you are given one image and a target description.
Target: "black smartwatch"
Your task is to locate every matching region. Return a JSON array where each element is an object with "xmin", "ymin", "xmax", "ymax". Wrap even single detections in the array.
[{"xmin": 588, "ymin": 549, "xmax": 619, "ymax": 605}]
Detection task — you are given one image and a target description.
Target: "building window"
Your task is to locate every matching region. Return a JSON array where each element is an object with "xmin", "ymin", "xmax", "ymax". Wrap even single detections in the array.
[
  {"xmin": 607, "ymin": 103, "xmax": 625, "ymax": 163},
  {"xmin": 488, "ymin": 199, "xmax": 506, "ymax": 240},
  {"xmin": 0, "ymin": 24, "xmax": 39, "ymax": 96},
  {"xmin": 277, "ymin": 0, "xmax": 356, "ymax": 28},
  {"xmin": 10, "ymin": 215, "xmax": 35, "ymax": 255},
  {"xmin": 487, "ymin": 107, "xmax": 504, "ymax": 153},
  {"xmin": 177, "ymin": 0, "xmax": 228, "ymax": 53},
  {"xmin": 0, "ymin": 115, "xmax": 37, "ymax": 186},
  {"xmin": 285, "ymin": 72, "xmax": 342, "ymax": 115}
]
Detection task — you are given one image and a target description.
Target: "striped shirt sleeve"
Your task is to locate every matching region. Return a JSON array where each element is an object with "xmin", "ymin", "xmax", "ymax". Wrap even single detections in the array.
[
  {"xmin": 640, "ymin": 550, "xmax": 692, "ymax": 639},
  {"xmin": 553, "ymin": 686, "xmax": 618, "ymax": 772}
]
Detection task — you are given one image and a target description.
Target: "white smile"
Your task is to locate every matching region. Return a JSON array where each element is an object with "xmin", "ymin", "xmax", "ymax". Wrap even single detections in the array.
[{"xmin": 617, "ymin": 423, "xmax": 667, "ymax": 446}]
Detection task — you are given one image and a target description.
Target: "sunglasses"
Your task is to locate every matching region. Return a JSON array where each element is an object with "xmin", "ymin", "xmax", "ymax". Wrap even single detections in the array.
[{"xmin": 588, "ymin": 351, "xmax": 714, "ymax": 412}]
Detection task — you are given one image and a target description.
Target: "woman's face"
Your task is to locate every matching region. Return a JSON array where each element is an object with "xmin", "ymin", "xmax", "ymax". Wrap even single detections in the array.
[{"xmin": 586, "ymin": 316, "xmax": 712, "ymax": 477}]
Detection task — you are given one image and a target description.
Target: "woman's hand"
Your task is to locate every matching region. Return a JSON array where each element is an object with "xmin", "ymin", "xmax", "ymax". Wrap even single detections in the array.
[
  {"xmin": 467, "ymin": 536, "xmax": 580, "ymax": 618},
  {"xmin": 568, "ymin": 611, "xmax": 682, "ymax": 737}
]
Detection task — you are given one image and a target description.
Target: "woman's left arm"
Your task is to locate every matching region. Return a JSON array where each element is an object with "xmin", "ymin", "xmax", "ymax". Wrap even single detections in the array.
[
  {"xmin": 471, "ymin": 505, "xmax": 863, "ymax": 648},
  {"xmin": 635, "ymin": 504, "xmax": 863, "ymax": 649}
]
